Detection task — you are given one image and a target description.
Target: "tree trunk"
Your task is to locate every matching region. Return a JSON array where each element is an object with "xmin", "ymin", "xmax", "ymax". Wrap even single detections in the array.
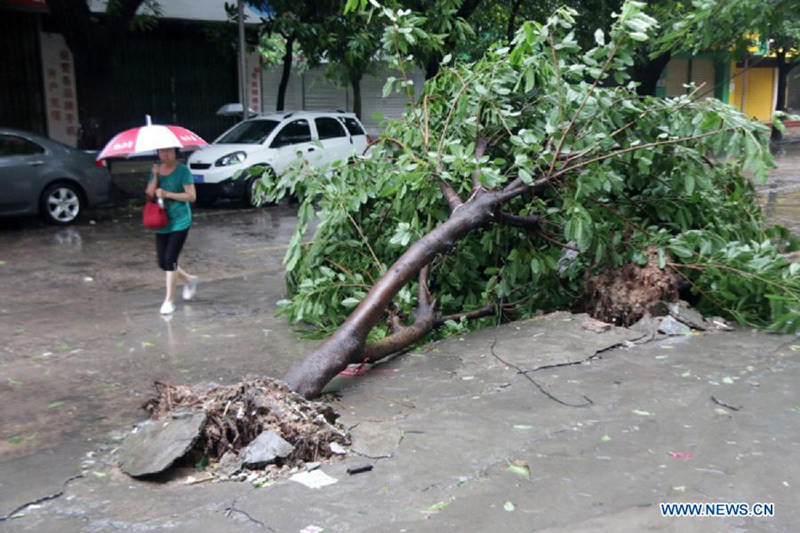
[
  {"xmin": 276, "ymin": 34, "xmax": 294, "ymax": 112},
  {"xmin": 772, "ymin": 50, "xmax": 796, "ymax": 141},
  {"xmin": 506, "ymin": 0, "xmax": 522, "ymax": 42},
  {"xmin": 633, "ymin": 51, "xmax": 671, "ymax": 96},
  {"xmin": 350, "ymin": 72, "xmax": 362, "ymax": 119},
  {"xmin": 282, "ymin": 186, "xmax": 520, "ymax": 399}
]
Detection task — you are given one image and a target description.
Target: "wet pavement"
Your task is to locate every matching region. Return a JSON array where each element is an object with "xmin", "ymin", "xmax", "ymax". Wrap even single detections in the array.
[
  {"xmin": 763, "ymin": 134, "xmax": 800, "ymax": 235},
  {"xmin": 1, "ymin": 142, "xmax": 799, "ymax": 531},
  {"xmin": 0, "ymin": 204, "xmax": 311, "ymax": 523}
]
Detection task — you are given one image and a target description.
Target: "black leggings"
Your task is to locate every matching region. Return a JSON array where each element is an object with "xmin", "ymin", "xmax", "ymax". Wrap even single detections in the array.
[{"xmin": 156, "ymin": 229, "xmax": 189, "ymax": 271}]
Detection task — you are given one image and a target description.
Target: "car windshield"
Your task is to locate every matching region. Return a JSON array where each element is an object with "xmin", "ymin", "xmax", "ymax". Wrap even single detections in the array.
[{"xmin": 216, "ymin": 119, "xmax": 279, "ymax": 144}]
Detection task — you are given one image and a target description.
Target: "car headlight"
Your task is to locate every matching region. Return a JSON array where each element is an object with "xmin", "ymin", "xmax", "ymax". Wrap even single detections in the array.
[{"xmin": 215, "ymin": 151, "xmax": 247, "ymax": 166}]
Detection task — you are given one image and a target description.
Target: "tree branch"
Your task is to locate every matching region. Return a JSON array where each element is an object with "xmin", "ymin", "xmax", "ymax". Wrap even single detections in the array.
[
  {"xmin": 471, "ymin": 134, "xmax": 489, "ymax": 192},
  {"xmin": 440, "ymin": 181, "xmax": 463, "ymax": 211},
  {"xmin": 494, "ymin": 212, "xmax": 540, "ymax": 231},
  {"xmin": 418, "ymin": 264, "xmax": 431, "ymax": 306},
  {"xmin": 362, "ymin": 267, "xmax": 438, "ymax": 364},
  {"xmin": 437, "ymin": 303, "xmax": 495, "ymax": 325},
  {"xmin": 283, "ymin": 188, "xmax": 519, "ymax": 398},
  {"xmin": 587, "ymin": 197, "xmax": 651, "ymax": 237}
]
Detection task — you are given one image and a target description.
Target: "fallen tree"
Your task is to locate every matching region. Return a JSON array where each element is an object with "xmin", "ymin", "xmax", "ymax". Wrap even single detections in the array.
[{"xmin": 256, "ymin": 1, "xmax": 800, "ymax": 399}]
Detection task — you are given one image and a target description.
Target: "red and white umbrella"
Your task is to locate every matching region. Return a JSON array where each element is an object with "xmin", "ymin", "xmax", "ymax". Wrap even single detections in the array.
[{"xmin": 97, "ymin": 115, "xmax": 209, "ymax": 160}]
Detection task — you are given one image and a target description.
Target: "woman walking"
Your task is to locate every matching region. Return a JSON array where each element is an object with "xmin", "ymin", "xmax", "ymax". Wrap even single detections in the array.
[{"xmin": 145, "ymin": 147, "xmax": 198, "ymax": 314}]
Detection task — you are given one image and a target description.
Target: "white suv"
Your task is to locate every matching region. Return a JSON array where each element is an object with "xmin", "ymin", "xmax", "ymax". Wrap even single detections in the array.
[{"xmin": 187, "ymin": 110, "xmax": 369, "ymax": 204}]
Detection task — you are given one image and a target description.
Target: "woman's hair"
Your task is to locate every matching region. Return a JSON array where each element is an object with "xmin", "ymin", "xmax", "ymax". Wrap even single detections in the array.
[{"xmin": 158, "ymin": 147, "xmax": 180, "ymax": 157}]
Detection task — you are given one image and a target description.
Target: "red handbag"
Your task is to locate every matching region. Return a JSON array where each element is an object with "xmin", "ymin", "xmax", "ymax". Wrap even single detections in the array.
[{"xmin": 143, "ymin": 198, "xmax": 168, "ymax": 229}]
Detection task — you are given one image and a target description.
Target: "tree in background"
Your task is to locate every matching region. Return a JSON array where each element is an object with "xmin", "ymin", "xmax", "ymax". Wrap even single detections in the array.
[
  {"xmin": 317, "ymin": 6, "xmax": 384, "ymax": 119},
  {"xmin": 770, "ymin": 19, "xmax": 800, "ymax": 123},
  {"xmin": 662, "ymin": 0, "xmax": 800, "ymax": 137},
  {"xmin": 250, "ymin": 0, "xmax": 338, "ymax": 112},
  {"xmin": 252, "ymin": 0, "xmax": 799, "ymax": 399}
]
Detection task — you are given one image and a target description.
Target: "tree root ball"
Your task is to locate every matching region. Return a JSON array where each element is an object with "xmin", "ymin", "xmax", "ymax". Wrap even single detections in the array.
[
  {"xmin": 582, "ymin": 248, "xmax": 679, "ymax": 326},
  {"xmin": 143, "ymin": 378, "xmax": 350, "ymax": 467}
]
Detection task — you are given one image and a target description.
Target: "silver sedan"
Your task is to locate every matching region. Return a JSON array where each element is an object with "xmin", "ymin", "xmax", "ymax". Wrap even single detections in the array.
[{"xmin": 0, "ymin": 128, "xmax": 113, "ymax": 225}]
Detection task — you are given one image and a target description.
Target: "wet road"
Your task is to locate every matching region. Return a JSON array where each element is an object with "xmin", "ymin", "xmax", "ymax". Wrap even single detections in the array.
[
  {"xmin": 0, "ymin": 204, "xmax": 312, "ymax": 481},
  {"xmin": 0, "ymin": 141, "xmax": 799, "ymax": 523},
  {"xmin": 763, "ymin": 142, "xmax": 800, "ymax": 234}
]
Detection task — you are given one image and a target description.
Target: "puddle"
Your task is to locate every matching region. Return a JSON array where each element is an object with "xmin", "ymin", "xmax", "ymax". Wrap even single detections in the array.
[{"xmin": 759, "ymin": 141, "xmax": 800, "ymax": 233}]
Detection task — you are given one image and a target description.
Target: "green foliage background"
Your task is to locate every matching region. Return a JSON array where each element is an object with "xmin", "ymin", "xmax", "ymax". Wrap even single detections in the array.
[{"xmin": 258, "ymin": 2, "xmax": 800, "ymax": 342}]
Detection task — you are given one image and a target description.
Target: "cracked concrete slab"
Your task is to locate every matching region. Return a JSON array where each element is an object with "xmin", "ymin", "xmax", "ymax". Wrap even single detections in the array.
[
  {"xmin": 442, "ymin": 312, "xmax": 644, "ymax": 373},
  {"xmin": 0, "ymin": 440, "xmax": 85, "ymax": 520},
  {"xmin": 5, "ymin": 322, "xmax": 800, "ymax": 532}
]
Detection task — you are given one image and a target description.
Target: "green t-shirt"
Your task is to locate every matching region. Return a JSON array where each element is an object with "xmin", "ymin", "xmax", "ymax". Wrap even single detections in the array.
[{"xmin": 151, "ymin": 163, "xmax": 193, "ymax": 234}]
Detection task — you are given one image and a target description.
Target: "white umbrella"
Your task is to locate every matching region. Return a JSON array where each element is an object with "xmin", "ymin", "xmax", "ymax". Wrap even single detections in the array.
[{"xmin": 97, "ymin": 115, "xmax": 208, "ymax": 160}]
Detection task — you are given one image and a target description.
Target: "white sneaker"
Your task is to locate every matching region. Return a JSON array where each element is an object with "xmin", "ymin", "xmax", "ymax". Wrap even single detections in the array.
[
  {"xmin": 160, "ymin": 300, "xmax": 176, "ymax": 314},
  {"xmin": 182, "ymin": 281, "xmax": 197, "ymax": 301}
]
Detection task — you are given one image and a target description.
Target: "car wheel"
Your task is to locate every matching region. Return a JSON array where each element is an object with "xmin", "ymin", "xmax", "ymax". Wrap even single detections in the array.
[
  {"xmin": 245, "ymin": 167, "xmax": 273, "ymax": 207},
  {"xmin": 40, "ymin": 182, "xmax": 84, "ymax": 225}
]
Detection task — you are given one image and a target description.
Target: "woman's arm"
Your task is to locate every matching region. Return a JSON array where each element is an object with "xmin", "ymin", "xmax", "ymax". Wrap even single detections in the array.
[
  {"xmin": 156, "ymin": 183, "xmax": 196, "ymax": 203},
  {"xmin": 145, "ymin": 163, "xmax": 158, "ymax": 198}
]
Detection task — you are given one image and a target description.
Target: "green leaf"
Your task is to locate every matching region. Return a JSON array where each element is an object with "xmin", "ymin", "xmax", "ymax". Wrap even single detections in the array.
[
  {"xmin": 426, "ymin": 498, "xmax": 454, "ymax": 512},
  {"xmin": 341, "ymin": 297, "xmax": 360, "ymax": 309},
  {"xmin": 684, "ymin": 174, "xmax": 695, "ymax": 195},
  {"xmin": 507, "ymin": 461, "xmax": 531, "ymax": 479}
]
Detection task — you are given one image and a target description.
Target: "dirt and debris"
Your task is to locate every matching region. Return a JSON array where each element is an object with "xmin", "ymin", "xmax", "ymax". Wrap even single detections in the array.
[
  {"xmin": 132, "ymin": 378, "xmax": 350, "ymax": 480},
  {"xmin": 582, "ymin": 248, "xmax": 680, "ymax": 327}
]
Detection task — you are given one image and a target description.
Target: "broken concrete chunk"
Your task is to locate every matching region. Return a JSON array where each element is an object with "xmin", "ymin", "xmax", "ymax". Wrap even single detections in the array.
[
  {"xmin": 242, "ymin": 430, "xmax": 294, "ymax": 468},
  {"xmin": 630, "ymin": 313, "xmax": 658, "ymax": 340},
  {"xmin": 118, "ymin": 410, "xmax": 206, "ymax": 477},
  {"xmin": 658, "ymin": 315, "xmax": 692, "ymax": 336},
  {"xmin": 668, "ymin": 301, "xmax": 708, "ymax": 330},
  {"xmin": 217, "ymin": 451, "xmax": 242, "ymax": 476}
]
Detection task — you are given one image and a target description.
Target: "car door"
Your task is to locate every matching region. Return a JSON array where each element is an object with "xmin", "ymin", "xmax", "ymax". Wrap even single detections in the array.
[
  {"xmin": 0, "ymin": 134, "xmax": 47, "ymax": 215},
  {"xmin": 313, "ymin": 116, "xmax": 352, "ymax": 170},
  {"xmin": 339, "ymin": 116, "xmax": 368, "ymax": 154},
  {"xmin": 268, "ymin": 119, "xmax": 318, "ymax": 175}
]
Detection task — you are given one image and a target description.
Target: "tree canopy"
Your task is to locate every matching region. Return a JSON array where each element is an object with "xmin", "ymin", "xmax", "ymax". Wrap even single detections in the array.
[{"xmin": 251, "ymin": 1, "xmax": 800, "ymax": 398}]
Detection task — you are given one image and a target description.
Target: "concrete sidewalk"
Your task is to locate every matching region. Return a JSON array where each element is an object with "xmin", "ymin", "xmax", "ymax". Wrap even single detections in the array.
[{"xmin": 3, "ymin": 312, "xmax": 797, "ymax": 532}]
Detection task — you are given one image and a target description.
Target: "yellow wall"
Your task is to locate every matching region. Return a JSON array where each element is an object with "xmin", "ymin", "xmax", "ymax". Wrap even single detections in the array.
[{"xmin": 729, "ymin": 63, "xmax": 775, "ymax": 122}]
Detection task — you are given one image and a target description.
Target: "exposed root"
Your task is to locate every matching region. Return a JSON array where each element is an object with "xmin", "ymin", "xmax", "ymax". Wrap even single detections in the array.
[
  {"xmin": 582, "ymin": 248, "xmax": 679, "ymax": 326},
  {"xmin": 143, "ymin": 378, "xmax": 350, "ymax": 468}
]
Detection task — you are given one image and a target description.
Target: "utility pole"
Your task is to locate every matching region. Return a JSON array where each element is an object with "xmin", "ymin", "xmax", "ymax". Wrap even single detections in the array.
[{"xmin": 238, "ymin": 0, "xmax": 249, "ymax": 122}]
